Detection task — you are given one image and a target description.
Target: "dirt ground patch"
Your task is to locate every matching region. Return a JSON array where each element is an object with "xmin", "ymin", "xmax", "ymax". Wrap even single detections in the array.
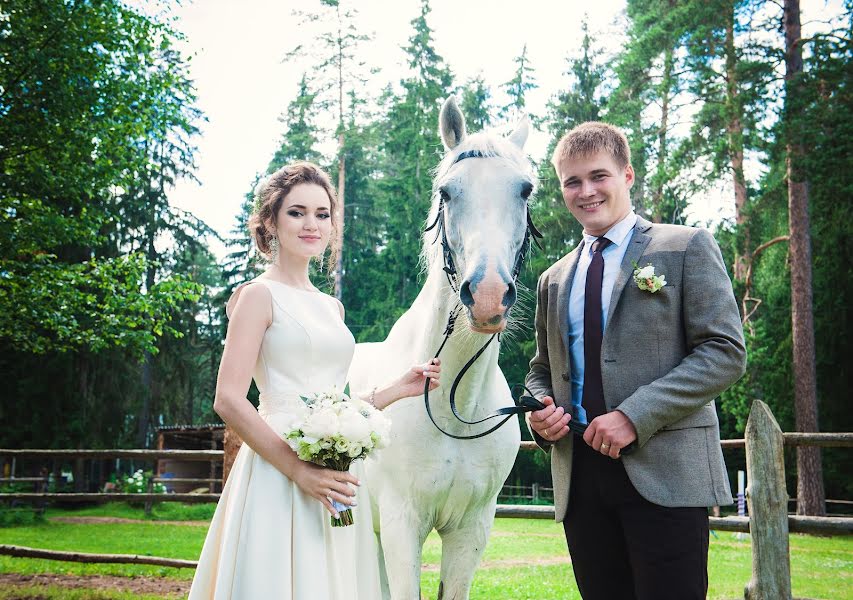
[
  {"xmin": 49, "ymin": 516, "xmax": 208, "ymax": 527},
  {"xmin": 0, "ymin": 573, "xmax": 189, "ymax": 597}
]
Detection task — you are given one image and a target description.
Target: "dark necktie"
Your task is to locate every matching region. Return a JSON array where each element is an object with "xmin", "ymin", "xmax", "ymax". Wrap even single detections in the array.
[{"xmin": 582, "ymin": 237, "xmax": 612, "ymax": 422}]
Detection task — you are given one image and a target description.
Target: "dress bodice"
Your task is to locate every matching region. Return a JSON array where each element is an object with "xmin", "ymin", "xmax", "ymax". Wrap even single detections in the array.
[
  {"xmin": 253, "ymin": 278, "xmax": 354, "ymax": 395},
  {"xmin": 230, "ymin": 278, "xmax": 355, "ymax": 423}
]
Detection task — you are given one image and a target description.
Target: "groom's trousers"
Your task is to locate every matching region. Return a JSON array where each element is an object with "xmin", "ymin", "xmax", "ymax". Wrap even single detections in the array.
[{"xmin": 563, "ymin": 438, "xmax": 709, "ymax": 600}]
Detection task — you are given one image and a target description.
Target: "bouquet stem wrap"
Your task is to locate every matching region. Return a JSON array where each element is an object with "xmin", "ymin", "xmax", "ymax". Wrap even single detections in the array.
[{"xmin": 329, "ymin": 458, "xmax": 355, "ymax": 527}]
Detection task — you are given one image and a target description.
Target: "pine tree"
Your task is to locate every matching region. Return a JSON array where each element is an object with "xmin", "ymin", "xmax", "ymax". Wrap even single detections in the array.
[
  {"xmin": 459, "ymin": 74, "xmax": 494, "ymax": 132},
  {"xmin": 500, "ymin": 44, "xmax": 538, "ymax": 122},
  {"xmin": 270, "ymin": 74, "xmax": 323, "ymax": 169}
]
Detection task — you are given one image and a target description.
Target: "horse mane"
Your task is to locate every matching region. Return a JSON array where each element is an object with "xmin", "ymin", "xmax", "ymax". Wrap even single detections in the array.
[{"xmin": 421, "ymin": 130, "xmax": 535, "ymax": 271}]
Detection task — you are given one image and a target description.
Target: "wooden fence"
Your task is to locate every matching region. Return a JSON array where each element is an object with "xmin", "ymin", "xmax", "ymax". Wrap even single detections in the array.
[{"xmin": 1, "ymin": 400, "xmax": 851, "ymax": 595}]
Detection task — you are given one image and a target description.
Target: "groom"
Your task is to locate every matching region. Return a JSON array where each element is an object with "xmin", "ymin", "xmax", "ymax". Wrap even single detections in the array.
[{"xmin": 525, "ymin": 122, "xmax": 746, "ymax": 599}]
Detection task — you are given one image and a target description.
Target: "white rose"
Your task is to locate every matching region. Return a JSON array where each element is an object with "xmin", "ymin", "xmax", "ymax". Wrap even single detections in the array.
[
  {"xmin": 301, "ymin": 410, "xmax": 340, "ymax": 439},
  {"xmin": 338, "ymin": 412, "xmax": 372, "ymax": 443},
  {"xmin": 637, "ymin": 265, "xmax": 655, "ymax": 279}
]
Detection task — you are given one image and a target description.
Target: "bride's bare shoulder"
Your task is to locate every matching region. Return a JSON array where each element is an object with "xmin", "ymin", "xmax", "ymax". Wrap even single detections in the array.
[{"xmin": 226, "ymin": 280, "xmax": 272, "ymax": 320}]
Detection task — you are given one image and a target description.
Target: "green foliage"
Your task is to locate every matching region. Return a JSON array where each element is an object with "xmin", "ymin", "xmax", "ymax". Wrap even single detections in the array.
[
  {"xmin": 347, "ymin": 0, "xmax": 452, "ymax": 335},
  {"xmin": 115, "ymin": 470, "xmax": 165, "ymax": 495},
  {"xmin": 0, "ymin": 0, "xmax": 203, "ymax": 358},
  {"xmin": 0, "ymin": 0, "xmax": 223, "ymax": 449},
  {"xmin": 270, "ymin": 74, "xmax": 324, "ymax": 169},
  {"xmin": 0, "ymin": 508, "xmax": 44, "ymax": 528},
  {"xmin": 459, "ymin": 75, "xmax": 494, "ymax": 131}
]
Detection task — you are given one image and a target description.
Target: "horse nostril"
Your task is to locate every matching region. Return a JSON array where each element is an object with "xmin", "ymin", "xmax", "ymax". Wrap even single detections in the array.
[
  {"xmin": 503, "ymin": 282, "xmax": 517, "ymax": 308},
  {"xmin": 459, "ymin": 281, "xmax": 474, "ymax": 307}
]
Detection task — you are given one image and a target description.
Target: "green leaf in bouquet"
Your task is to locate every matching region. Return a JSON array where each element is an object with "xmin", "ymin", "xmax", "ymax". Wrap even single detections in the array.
[{"xmin": 343, "ymin": 382, "xmax": 352, "ymax": 398}]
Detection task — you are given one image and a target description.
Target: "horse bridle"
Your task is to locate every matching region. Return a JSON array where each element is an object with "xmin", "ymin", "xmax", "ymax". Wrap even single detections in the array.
[{"xmin": 421, "ymin": 149, "xmax": 548, "ymax": 440}]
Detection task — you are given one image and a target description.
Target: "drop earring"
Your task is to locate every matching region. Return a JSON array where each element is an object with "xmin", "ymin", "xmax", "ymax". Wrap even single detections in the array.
[{"xmin": 269, "ymin": 235, "xmax": 279, "ymax": 262}]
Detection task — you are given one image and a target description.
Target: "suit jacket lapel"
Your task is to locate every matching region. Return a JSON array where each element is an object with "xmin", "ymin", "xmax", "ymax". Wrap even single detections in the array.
[
  {"xmin": 558, "ymin": 239, "xmax": 585, "ymax": 352},
  {"xmin": 605, "ymin": 216, "xmax": 653, "ymax": 326}
]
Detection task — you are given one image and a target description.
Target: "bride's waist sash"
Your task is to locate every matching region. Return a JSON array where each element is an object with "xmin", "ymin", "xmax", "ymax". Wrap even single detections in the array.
[{"xmin": 257, "ymin": 391, "xmax": 308, "ymax": 419}]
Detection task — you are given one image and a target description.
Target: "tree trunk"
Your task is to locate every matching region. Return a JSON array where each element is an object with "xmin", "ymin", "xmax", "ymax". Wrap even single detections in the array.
[
  {"xmin": 784, "ymin": 0, "xmax": 825, "ymax": 517},
  {"xmin": 136, "ymin": 182, "xmax": 157, "ymax": 448},
  {"xmin": 725, "ymin": 3, "xmax": 749, "ymax": 281},
  {"xmin": 653, "ymin": 45, "xmax": 673, "ymax": 224},
  {"xmin": 333, "ymin": 8, "xmax": 345, "ymax": 301}
]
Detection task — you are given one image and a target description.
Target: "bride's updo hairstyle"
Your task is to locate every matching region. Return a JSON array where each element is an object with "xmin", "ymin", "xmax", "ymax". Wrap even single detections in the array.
[{"xmin": 249, "ymin": 161, "xmax": 339, "ymax": 267}]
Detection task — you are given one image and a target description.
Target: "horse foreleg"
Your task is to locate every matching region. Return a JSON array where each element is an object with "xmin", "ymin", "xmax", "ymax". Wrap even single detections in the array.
[
  {"xmin": 379, "ymin": 507, "xmax": 431, "ymax": 600},
  {"xmin": 435, "ymin": 516, "xmax": 492, "ymax": 600}
]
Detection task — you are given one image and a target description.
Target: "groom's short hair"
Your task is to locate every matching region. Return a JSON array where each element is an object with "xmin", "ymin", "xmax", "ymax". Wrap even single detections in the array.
[{"xmin": 551, "ymin": 122, "xmax": 631, "ymax": 171}]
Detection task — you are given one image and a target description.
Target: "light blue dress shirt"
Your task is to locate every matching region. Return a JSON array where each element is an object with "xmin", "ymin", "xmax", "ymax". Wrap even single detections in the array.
[{"xmin": 567, "ymin": 211, "xmax": 638, "ymax": 423}]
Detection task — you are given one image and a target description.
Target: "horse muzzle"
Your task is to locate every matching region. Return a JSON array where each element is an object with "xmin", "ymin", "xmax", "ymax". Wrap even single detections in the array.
[{"xmin": 459, "ymin": 274, "xmax": 516, "ymax": 333}]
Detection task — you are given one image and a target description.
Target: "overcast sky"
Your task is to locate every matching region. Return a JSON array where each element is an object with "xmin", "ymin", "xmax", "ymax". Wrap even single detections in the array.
[{"xmin": 165, "ymin": 0, "xmax": 840, "ymax": 258}]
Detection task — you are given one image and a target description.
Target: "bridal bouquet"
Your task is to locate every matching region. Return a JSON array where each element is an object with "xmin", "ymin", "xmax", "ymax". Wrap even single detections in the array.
[{"xmin": 284, "ymin": 385, "xmax": 391, "ymax": 526}]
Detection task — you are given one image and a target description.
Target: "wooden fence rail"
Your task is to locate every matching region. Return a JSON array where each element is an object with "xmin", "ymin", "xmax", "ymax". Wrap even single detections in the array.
[{"xmin": 0, "ymin": 545, "xmax": 197, "ymax": 569}]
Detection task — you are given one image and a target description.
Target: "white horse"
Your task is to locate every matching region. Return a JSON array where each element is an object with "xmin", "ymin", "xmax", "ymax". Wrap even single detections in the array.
[{"xmin": 349, "ymin": 96, "xmax": 536, "ymax": 600}]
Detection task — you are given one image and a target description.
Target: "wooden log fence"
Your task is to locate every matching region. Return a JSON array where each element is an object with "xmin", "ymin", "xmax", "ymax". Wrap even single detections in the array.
[{"xmin": 1, "ymin": 400, "xmax": 851, "ymax": 593}]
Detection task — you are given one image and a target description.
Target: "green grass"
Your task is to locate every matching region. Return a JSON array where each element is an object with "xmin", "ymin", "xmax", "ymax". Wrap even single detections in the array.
[
  {"xmin": 42, "ymin": 501, "xmax": 216, "ymax": 522},
  {"xmin": 0, "ymin": 585, "xmax": 170, "ymax": 600},
  {"xmin": 0, "ymin": 503, "xmax": 850, "ymax": 599}
]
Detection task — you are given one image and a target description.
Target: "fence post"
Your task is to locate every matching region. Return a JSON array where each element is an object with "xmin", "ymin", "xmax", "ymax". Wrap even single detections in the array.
[
  {"xmin": 744, "ymin": 400, "xmax": 792, "ymax": 600},
  {"xmin": 532, "ymin": 483, "xmax": 539, "ymax": 502},
  {"xmin": 144, "ymin": 477, "xmax": 154, "ymax": 517}
]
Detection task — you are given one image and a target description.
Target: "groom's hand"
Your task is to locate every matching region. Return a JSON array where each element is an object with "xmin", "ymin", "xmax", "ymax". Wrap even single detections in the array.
[
  {"xmin": 528, "ymin": 396, "xmax": 571, "ymax": 443},
  {"xmin": 584, "ymin": 411, "xmax": 637, "ymax": 459}
]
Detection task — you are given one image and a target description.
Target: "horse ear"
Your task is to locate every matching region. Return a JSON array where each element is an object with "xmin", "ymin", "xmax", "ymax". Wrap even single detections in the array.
[
  {"xmin": 508, "ymin": 115, "xmax": 530, "ymax": 149},
  {"xmin": 439, "ymin": 96, "xmax": 467, "ymax": 150}
]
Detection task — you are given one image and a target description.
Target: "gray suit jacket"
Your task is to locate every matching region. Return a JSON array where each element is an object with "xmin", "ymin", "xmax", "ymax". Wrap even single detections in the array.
[{"xmin": 525, "ymin": 216, "xmax": 745, "ymax": 522}]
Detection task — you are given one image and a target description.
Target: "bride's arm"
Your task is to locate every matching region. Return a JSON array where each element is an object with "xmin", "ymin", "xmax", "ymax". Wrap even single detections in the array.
[
  {"xmin": 214, "ymin": 283, "xmax": 358, "ymax": 516},
  {"xmin": 362, "ymin": 358, "xmax": 442, "ymax": 410}
]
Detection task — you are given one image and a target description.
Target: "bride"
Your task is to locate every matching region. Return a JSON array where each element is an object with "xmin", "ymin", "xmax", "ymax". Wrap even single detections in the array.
[{"xmin": 188, "ymin": 161, "xmax": 440, "ymax": 599}]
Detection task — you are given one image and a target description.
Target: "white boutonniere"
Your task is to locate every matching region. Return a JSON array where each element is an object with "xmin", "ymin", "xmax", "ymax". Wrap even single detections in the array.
[{"xmin": 632, "ymin": 261, "xmax": 667, "ymax": 293}]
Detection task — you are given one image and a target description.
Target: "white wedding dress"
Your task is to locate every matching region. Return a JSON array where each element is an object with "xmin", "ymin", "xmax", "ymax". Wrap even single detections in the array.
[{"xmin": 188, "ymin": 278, "xmax": 383, "ymax": 600}]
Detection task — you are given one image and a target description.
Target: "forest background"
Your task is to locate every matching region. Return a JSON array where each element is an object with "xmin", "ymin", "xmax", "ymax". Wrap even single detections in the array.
[{"xmin": 0, "ymin": 0, "xmax": 849, "ymax": 515}]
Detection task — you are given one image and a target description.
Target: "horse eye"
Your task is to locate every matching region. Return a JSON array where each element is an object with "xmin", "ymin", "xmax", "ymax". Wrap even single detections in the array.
[
  {"xmin": 439, "ymin": 188, "xmax": 451, "ymax": 202},
  {"xmin": 520, "ymin": 181, "xmax": 534, "ymax": 200}
]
